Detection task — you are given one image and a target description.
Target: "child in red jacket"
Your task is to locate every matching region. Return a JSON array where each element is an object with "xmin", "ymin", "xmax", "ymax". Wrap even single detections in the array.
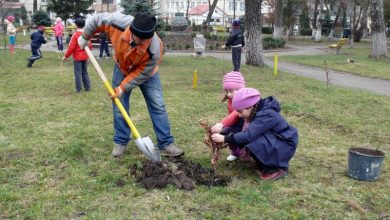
[
  {"xmin": 211, "ymin": 71, "xmax": 246, "ymax": 161},
  {"xmin": 62, "ymin": 18, "xmax": 91, "ymax": 93}
]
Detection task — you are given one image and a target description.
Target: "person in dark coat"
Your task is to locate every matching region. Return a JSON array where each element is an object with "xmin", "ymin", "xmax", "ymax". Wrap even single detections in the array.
[
  {"xmin": 27, "ymin": 25, "xmax": 47, "ymax": 67},
  {"xmin": 222, "ymin": 19, "xmax": 245, "ymax": 71},
  {"xmin": 98, "ymin": 32, "xmax": 111, "ymax": 59},
  {"xmin": 211, "ymin": 88, "xmax": 298, "ymax": 180}
]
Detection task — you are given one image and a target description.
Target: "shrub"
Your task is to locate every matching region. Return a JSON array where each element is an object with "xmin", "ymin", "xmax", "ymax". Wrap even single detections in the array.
[
  {"xmin": 300, "ymin": 28, "xmax": 312, "ymax": 36},
  {"xmin": 262, "ymin": 26, "xmax": 273, "ymax": 34},
  {"xmin": 262, "ymin": 37, "xmax": 285, "ymax": 50}
]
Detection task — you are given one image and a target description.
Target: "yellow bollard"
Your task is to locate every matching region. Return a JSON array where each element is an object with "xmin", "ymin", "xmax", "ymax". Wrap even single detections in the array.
[
  {"xmin": 274, "ymin": 54, "xmax": 278, "ymax": 78},
  {"xmin": 193, "ymin": 69, "xmax": 198, "ymax": 90}
]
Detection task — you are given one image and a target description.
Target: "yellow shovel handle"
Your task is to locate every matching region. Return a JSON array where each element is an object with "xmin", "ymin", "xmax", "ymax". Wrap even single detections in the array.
[{"xmin": 85, "ymin": 47, "xmax": 141, "ymax": 139}]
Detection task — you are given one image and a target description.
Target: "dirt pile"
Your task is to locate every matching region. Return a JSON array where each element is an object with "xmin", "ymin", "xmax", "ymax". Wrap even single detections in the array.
[{"xmin": 129, "ymin": 157, "xmax": 230, "ymax": 190}]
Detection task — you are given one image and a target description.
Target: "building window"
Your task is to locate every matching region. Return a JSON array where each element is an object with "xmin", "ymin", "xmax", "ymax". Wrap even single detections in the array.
[
  {"xmin": 190, "ymin": 2, "xmax": 194, "ymax": 8},
  {"xmin": 240, "ymin": 2, "xmax": 244, "ymax": 11},
  {"xmin": 176, "ymin": 2, "xmax": 179, "ymax": 8},
  {"xmin": 102, "ymin": 0, "xmax": 113, "ymax": 4},
  {"xmin": 229, "ymin": 1, "xmax": 234, "ymax": 10},
  {"xmin": 5, "ymin": 0, "xmax": 19, "ymax": 2},
  {"xmin": 180, "ymin": 1, "xmax": 184, "ymax": 8}
]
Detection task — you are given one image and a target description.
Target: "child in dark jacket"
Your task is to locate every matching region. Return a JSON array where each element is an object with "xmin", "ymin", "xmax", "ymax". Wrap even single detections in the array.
[
  {"xmin": 221, "ymin": 19, "xmax": 245, "ymax": 71},
  {"xmin": 27, "ymin": 26, "xmax": 47, "ymax": 67},
  {"xmin": 212, "ymin": 88, "xmax": 298, "ymax": 180},
  {"xmin": 62, "ymin": 18, "xmax": 92, "ymax": 93},
  {"xmin": 211, "ymin": 71, "xmax": 246, "ymax": 161}
]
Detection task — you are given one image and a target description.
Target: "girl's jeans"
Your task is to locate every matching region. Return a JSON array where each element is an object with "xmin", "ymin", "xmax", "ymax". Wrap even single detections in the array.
[
  {"xmin": 111, "ymin": 64, "xmax": 173, "ymax": 149},
  {"xmin": 56, "ymin": 36, "xmax": 63, "ymax": 51}
]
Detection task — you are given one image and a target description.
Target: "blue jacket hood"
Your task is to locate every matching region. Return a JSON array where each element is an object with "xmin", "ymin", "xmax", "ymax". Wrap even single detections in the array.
[{"xmin": 260, "ymin": 96, "xmax": 281, "ymax": 113}]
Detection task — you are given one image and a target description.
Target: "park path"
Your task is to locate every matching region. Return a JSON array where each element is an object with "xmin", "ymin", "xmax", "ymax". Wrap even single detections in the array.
[
  {"xmin": 18, "ymin": 41, "xmax": 390, "ymax": 97},
  {"xmin": 165, "ymin": 44, "xmax": 390, "ymax": 97}
]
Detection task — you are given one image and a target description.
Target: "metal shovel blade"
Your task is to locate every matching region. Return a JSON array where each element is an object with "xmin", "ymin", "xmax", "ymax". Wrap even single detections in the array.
[{"xmin": 134, "ymin": 137, "xmax": 161, "ymax": 162}]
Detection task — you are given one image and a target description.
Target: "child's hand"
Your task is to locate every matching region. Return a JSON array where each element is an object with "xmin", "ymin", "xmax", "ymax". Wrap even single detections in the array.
[
  {"xmin": 211, "ymin": 123, "xmax": 223, "ymax": 133},
  {"xmin": 62, "ymin": 57, "xmax": 66, "ymax": 61},
  {"xmin": 211, "ymin": 133, "xmax": 224, "ymax": 143}
]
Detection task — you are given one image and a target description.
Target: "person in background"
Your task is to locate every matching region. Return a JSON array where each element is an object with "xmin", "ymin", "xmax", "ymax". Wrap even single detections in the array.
[
  {"xmin": 221, "ymin": 19, "xmax": 245, "ymax": 71},
  {"xmin": 62, "ymin": 17, "xmax": 91, "ymax": 93},
  {"xmin": 5, "ymin": 16, "xmax": 17, "ymax": 55},
  {"xmin": 211, "ymin": 71, "xmax": 246, "ymax": 161},
  {"xmin": 52, "ymin": 17, "xmax": 64, "ymax": 51},
  {"xmin": 77, "ymin": 12, "xmax": 184, "ymax": 158},
  {"xmin": 98, "ymin": 32, "xmax": 111, "ymax": 59},
  {"xmin": 211, "ymin": 88, "xmax": 299, "ymax": 181},
  {"xmin": 27, "ymin": 25, "xmax": 47, "ymax": 67}
]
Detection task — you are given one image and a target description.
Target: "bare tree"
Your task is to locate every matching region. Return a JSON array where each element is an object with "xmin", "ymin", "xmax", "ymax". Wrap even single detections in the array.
[
  {"xmin": 245, "ymin": 0, "xmax": 265, "ymax": 67},
  {"xmin": 314, "ymin": 0, "xmax": 323, "ymax": 41},
  {"xmin": 272, "ymin": 0, "xmax": 283, "ymax": 38},
  {"xmin": 369, "ymin": 0, "xmax": 388, "ymax": 58},
  {"xmin": 327, "ymin": 1, "xmax": 343, "ymax": 39},
  {"xmin": 205, "ymin": 0, "xmax": 218, "ymax": 25}
]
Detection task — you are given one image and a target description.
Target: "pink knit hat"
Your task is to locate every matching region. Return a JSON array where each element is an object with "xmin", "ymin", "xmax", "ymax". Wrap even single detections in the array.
[
  {"xmin": 223, "ymin": 71, "xmax": 245, "ymax": 90},
  {"xmin": 6, "ymin": 16, "xmax": 15, "ymax": 22},
  {"xmin": 232, "ymin": 88, "xmax": 261, "ymax": 110},
  {"xmin": 56, "ymin": 17, "xmax": 62, "ymax": 23}
]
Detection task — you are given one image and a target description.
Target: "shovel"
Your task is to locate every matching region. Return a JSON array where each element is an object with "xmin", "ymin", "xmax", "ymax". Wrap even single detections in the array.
[{"xmin": 85, "ymin": 47, "xmax": 161, "ymax": 162}]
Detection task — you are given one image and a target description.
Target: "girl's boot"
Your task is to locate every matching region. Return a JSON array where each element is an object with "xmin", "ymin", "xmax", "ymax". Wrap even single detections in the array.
[{"xmin": 9, "ymin": 45, "xmax": 14, "ymax": 55}]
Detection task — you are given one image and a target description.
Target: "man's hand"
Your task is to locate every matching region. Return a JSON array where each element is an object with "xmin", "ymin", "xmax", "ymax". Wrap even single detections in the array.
[
  {"xmin": 77, "ymin": 34, "xmax": 88, "ymax": 49},
  {"xmin": 211, "ymin": 133, "xmax": 225, "ymax": 143},
  {"xmin": 211, "ymin": 122, "xmax": 224, "ymax": 133},
  {"xmin": 221, "ymin": 45, "xmax": 226, "ymax": 49},
  {"xmin": 109, "ymin": 87, "xmax": 124, "ymax": 99}
]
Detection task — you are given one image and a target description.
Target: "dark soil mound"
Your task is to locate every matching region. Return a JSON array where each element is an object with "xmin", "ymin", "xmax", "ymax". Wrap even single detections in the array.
[{"xmin": 129, "ymin": 157, "xmax": 230, "ymax": 190}]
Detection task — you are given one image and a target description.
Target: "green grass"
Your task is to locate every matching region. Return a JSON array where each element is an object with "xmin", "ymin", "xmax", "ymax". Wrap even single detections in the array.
[
  {"xmin": 281, "ymin": 47, "xmax": 390, "ymax": 80},
  {"xmin": 1, "ymin": 48, "xmax": 390, "ymax": 219}
]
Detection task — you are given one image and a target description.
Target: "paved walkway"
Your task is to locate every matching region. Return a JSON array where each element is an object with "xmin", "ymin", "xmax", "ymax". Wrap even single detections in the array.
[
  {"xmin": 19, "ymin": 40, "xmax": 390, "ymax": 97},
  {"xmin": 165, "ymin": 45, "xmax": 390, "ymax": 97}
]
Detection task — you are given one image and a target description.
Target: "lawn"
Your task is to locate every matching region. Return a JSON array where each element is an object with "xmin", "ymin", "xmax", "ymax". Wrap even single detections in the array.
[
  {"xmin": 1, "ymin": 48, "xmax": 389, "ymax": 219},
  {"xmin": 281, "ymin": 47, "xmax": 390, "ymax": 80}
]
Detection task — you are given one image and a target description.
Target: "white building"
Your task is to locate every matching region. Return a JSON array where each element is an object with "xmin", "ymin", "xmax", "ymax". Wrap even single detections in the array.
[{"xmin": 157, "ymin": 0, "xmax": 246, "ymax": 25}]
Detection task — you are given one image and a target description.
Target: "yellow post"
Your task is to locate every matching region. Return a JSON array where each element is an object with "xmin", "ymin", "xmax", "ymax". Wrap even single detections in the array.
[
  {"xmin": 193, "ymin": 69, "xmax": 198, "ymax": 90},
  {"xmin": 274, "ymin": 54, "xmax": 278, "ymax": 78}
]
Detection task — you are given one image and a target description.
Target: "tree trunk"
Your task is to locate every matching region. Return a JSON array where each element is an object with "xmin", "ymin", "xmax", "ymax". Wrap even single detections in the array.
[
  {"xmin": 311, "ymin": 0, "xmax": 319, "ymax": 39},
  {"xmin": 314, "ymin": 0, "xmax": 323, "ymax": 42},
  {"xmin": 328, "ymin": 4, "xmax": 341, "ymax": 39},
  {"xmin": 370, "ymin": 0, "xmax": 388, "ymax": 58},
  {"xmin": 273, "ymin": 0, "xmax": 283, "ymax": 38},
  {"xmin": 360, "ymin": 5, "xmax": 369, "ymax": 38},
  {"xmin": 245, "ymin": 0, "xmax": 265, "ymax": 67},
  {"xmin": 205, "ymin": 0, "xmax": 218, "ymax": 24}
]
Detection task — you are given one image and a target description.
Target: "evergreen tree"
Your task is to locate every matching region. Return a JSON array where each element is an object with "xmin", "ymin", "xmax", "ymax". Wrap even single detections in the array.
[
  {"xmin": 47, "ymin": 0, "xmax": 93, "ymax": 23},
  {"xmin": 32, "ymin": 10, "xmax": 51, "ymax": 26},
  {"xmin": 121, "ymin": 0, "xmax": 157, "ymax": 16},
  {"xmin": 121, "ymin": 0, "xmax": 165, "ymax": 33},
  {"xmin": 299, "ymin": 4, "xmax": 311, "ymax": 36}
]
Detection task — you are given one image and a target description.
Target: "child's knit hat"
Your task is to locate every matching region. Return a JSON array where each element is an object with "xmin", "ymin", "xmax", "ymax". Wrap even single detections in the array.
[
  {"xmin": 223, "ymin": 71, "xmax": 245, "ymax": 90},
  {"xmin": 6, "ymin": 16, "xmax": 15, "ymax": 22},
  {"xmin": 232, "ymin": 19, "xmax": 240, "ymax": 27},
  {"xmin": 37, "ymin": 25, "xmax": 45, "ymax": 31},
  {"xmin": 56, "ymin": 17, "xmax": 62, "ymax": 23},
  {"xmin": 232, "ymin": 88, "xmax": 261, "ymax": 110}
]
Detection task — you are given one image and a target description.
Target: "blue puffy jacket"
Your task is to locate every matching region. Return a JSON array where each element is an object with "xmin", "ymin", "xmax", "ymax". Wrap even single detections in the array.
[
  {"xmin": 30, "ymin": 30, "xmax": 47, "ymax": 48},
  {"xmin": 226, "ymin": 96, "xmax": 298, "ymax": 169}
]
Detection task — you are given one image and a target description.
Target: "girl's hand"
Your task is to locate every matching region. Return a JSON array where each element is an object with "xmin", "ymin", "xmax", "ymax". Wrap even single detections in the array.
[
  {"xmin": 211, "ymin": 133, "xmax": 224, "ymax": 143},
  {"xmin": 211, "ymin": 123, "xmax": 223, "ymax": 133}
]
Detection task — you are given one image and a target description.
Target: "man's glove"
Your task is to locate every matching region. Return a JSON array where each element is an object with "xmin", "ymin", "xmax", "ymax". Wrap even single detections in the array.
[
  {"xmin": 221, "ymin": 45, "xmax": 226, "ymax": 49},
  {"xmin": 109, "ymin": 87, "xmax": 124, "ymax": 99},
  {"xmin": 77, "ymin": 34, "xmax": 89, "ymax": 49}
]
